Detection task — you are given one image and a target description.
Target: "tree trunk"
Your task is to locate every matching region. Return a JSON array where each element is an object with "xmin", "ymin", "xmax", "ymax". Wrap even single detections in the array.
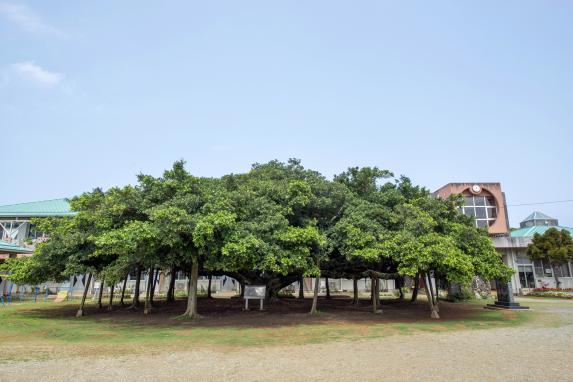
[
  {"xmin": 424, "ymin": 273, "xmax": 440, "ymax": 319},
  {"xmin": 550, "ymin": 262, "xmax": 561, "ymax": 289},
  {"xmin": 150, "ymin": 268, "xmax": 158, "ymax": 305},
  {"xmin": 166, "ymin": 267, "xmax": 176, "ymax": 303},
  {"xmin": 97, "ymin": 277, "xmax": 105, "ymax": 309},
  {"xmin": 182, "ymin": 258, "xmax": 200, "ymax": 318},
  {"xmin": 207, "ymin": 275, "xmax": 213, "ymax": 298},
  {"xmin": 427, "ymin": 272, "xmax": 439, "ymax": 312},
  {"xmin": 397, "ymin": 277, "xmax": 404, "ymax": 300},
  {"xmin": 372, "ymin": 277, "xmax": 382, "ymax": 314},
  {"xmin": 411, "ymin": 273, "xmax": 420, "ymax": 302},
  {"xmin": 130, "ymin": 266, "xmax": 142, "ymax": 309},
  {"xmin": 144, "ymin": 268, "xmax": 154, "ymax": 314},
  {"xmin": 353, "ymin": 276, "xmax": 359, "ymax": 305},
  {"xmin": 76, "ymin": 273, "xmax": 92, "ymax": 317},
  {"xmin": 310, "ymin": 276, "xmax": 320, "ymax": 314},
  {"xmin": 108, "ymin": 284, "xmax": 115, "ymax": 311},
  {"xmin": 309, "ymin": 258, "xmax": 321, "ymax": 315},
  {"xmin": 371, "ymin": 277, "xmax": 377, "ymax": 313},
  {"xmin": 325, "ymin": 277, "xmax": 331, "ymax": 299},
  {"xmin": 376, "ymin": 278, "xmax": 381, "ymax": 309},
  {"xmin": 370, "ymin": 279, "xmax": 374, "ymax": 304},
  {"xmin": 120, "ymin": 275, "xmax": 128, "ymax": 306},
  {"xmin": 239, "ymin": 280, "xmax": 245, "ymax": 298},
  {"xmin": 298, "ymin": 276, "xmax": 304, "ymax": 299}
]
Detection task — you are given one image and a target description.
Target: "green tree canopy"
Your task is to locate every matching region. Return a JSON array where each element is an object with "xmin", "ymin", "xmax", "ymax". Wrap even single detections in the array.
[{"xmin": 527, "ymin": 228, "xmax": 573, "ymax": 288}]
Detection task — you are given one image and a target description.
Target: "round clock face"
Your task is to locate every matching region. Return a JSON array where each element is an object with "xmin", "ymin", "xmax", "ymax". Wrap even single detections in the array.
[{"xmin": 471, "ymin": 184, "xmax": 481, "ymax": 194}]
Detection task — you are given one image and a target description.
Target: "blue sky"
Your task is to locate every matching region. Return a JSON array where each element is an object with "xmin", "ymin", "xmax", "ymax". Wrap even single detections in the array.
[{"xmin": 1, "ymin": 1, "xmax": 572, "ymax": 227}]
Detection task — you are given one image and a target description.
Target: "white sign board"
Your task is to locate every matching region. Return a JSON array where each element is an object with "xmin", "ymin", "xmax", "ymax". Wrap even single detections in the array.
[
  {"xmin": 244, "ymin": 285, "xmax": 266, "ymax": 311},
  {"xmin": 244, "ymin": 285, "xmax": 266, "ymax": 298}
]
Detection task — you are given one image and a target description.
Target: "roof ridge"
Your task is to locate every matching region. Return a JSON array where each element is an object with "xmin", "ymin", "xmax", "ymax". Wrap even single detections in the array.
[
  {"xmin": 522, "ymin": 210, "xmax": 555, "ymax": 222},
  {"xmin": 0, "ymin": 198, "xmax": 70, "ymax": 208}
]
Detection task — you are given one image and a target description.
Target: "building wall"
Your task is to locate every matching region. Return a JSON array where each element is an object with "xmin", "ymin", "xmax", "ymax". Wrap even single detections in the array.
[
  {"xmin": 433, "ymin": 182, "xmax": 509, "ymax": 235},
  {"xmin": 494, "ymin": 236, "xmax": 573, "ymax": 293},
  {"xmin": 293, "ymin": 278, "xmax": 396, "ymax": 293}
]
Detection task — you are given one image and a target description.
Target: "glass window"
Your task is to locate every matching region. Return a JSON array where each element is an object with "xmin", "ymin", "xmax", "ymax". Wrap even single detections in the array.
[
  {"xmin": 464, "ymin": 207, "xmax": 476, "ymax": 217},
  {"xmin": 533, "ymin": 260, "xmax": 554, "ymax": 277},
  {"xmin": 461, "ymin": 193, "xmax": 498, "ymax": 228},
  {"xmin": 518, "ymin": 265, "xmax": 536, "ymax": 288},
  {"xmin": 475, "ymin": 207, "xmax": 487, "ymax": 219},
  {"xmin": 476, "ymin": 220, "xmax": 488, "ymax": 228},
  {"xmin": 534, "ymin": 259, "xmax": 546, "ymax": 277},
  {"xmin": 555, "ymin": 263, "xmax": 571, "ymax": 278}
]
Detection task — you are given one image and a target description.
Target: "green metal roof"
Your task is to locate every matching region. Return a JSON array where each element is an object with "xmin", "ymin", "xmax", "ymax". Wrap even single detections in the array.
[
  {"xmin": 511, "ymin": 225, "xmax": 573, "ymax": 238},
  {"xmin": 0, "ymin": 240, "xmax": 34, "ymax": 254},
  {"xmin": 0, "ymin": 198, "xmax": 76, "ymax": 218}
]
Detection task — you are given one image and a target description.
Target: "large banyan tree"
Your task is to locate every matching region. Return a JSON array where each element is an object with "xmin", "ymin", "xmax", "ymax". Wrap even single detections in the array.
[{"xmin": 2, "ymin": 159, "xmax": 513, "ymax": 319}]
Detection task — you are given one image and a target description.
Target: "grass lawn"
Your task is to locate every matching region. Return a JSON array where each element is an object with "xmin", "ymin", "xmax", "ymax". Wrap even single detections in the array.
[{"xmin": 0, "ymin": 295, "xmax": 545, "ymax": 362}]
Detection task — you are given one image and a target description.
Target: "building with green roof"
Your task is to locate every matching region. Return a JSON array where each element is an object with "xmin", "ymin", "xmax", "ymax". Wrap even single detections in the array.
[
  {"xmin": 0, "ymin": 198, "xmax": 75, "ymax": 260},
  {"xmin": 511, "ymin": 225, "xmax": 573, "ymax": 239},
  {"xmin": 0, "ymin": 199, "xmax": 75, "ymax": 218},
  {"xmin": 0, "ymin": 239, "xmax": 33, "ymax": 254},
  {"xmin": 494, "ymin": 211, "xmax": 573, "ymax": 293}
]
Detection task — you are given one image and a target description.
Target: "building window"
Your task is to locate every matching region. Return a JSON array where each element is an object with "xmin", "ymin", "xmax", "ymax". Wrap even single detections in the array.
[
  {"xmin": 554, "ymin": 262, "xmax": 572, "ymax": 278},
  {"xmin": 28, "ymin": 225, "xmax": 46, "ymax": 240},
  {"xmin": 461, "ymin": 196, "xmax": 497, "ymax": 228},
  {"xmin": 533, "ymin": 259, "xmax": 554, "ymax": 278},
  {"xmin": 516, "ymin": 254, "xmax": 532, "ymax": 265},
  {"xmin": 518, "ymin": 265, "xmax": 536, "ymax": 288},
  {"xmin": 534, "ymin": 260, "xmax": 572, "ymax": 278}
]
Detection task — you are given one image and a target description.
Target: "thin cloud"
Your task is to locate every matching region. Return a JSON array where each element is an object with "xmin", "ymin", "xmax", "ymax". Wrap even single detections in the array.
[
  {"xmin": 0, "ymin": 2, "xmax": 64, "ymax": 37},
  {"xmin": 12, "ymin": 61, "xmax": 65, "ymax": 87}
]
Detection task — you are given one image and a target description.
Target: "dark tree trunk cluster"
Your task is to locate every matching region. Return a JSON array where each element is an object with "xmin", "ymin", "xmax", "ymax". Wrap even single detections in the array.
[{"xmin": 74, "ymin": 264, "xmax": 436, "ymax": 320}]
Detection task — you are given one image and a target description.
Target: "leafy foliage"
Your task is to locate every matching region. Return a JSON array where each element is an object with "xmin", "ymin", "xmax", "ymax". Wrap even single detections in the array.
[
  {"xmin": 527, "ymin": 228, "xmax": 573, "ymax": 286},
  {"xmin": 2, "ymin": 159, "xmax": 513, "ymax": 316}
]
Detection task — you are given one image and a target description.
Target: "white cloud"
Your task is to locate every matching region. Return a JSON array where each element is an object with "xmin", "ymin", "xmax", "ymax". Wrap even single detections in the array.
[
  {"xmin": 11, "ymin": 61, "xmax": 65, "ymax": 87},
  {"xmin": 0, "ymin": 2, "xmax": 64, "ymax": 37}
]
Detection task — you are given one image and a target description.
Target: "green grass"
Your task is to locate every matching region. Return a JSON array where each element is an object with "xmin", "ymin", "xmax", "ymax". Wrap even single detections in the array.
[{"xmin": 0, "ymin": 298, "xmax": 549, "ymax": 362}]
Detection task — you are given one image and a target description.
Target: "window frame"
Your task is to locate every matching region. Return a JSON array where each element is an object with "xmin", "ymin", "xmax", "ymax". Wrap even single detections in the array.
[{"xmin": 460, "ymin": 195, "xmax": 498, "ymax": 228}]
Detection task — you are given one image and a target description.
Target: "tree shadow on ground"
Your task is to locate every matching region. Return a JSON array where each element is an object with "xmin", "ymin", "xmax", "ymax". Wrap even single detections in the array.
[{"xmin": 14, "ymin": 295, "xmax": 511, "ymax": 330}]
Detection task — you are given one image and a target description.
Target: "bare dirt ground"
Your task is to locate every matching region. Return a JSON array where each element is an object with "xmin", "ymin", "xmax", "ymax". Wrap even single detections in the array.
[{"xmin": 1, "ymin": 297, "xmax": 572, "ymax": 382}]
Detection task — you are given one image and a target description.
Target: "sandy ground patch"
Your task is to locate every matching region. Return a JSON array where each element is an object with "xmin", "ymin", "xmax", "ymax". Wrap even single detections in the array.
[
  {"xmin": 1, "ymin": 297, "xmax": 571, "ymax": 381},
  {"xmin": 1, "ymin": 316, "xmax": 572, "ymax": 381}
]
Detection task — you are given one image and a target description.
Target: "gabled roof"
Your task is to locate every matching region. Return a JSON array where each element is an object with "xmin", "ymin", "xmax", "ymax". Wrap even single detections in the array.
[
  {"xmin": 0, "ymin": 240, "xmax": 34, "ymax": 254},
  {"xmin": 0, "ymin": 199, "xmax": 76, "ymax": 218},
  {"xmin": 511, "ymin": 225, "xmax": 573, "ymax": 238},
  {"xmin": 522, "ymin": 211, "xmax": 555, "ymax": 222}
]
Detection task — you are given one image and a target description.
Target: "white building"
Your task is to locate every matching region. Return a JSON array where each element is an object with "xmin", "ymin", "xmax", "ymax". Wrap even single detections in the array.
[{"xmin": 494, "ymin": 212, "xmax": 573, "ymax": 293}]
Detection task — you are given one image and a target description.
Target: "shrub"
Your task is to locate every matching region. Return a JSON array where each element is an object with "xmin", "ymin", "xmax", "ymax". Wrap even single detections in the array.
[
  {"xmin": 527, "ymin": 291, "xmax": 573, "ymax": 299},
  {"xmin": 532, "ymin": 287, "xmax": 573, "ymax": 292},
  {"xmin": 450, "ymin": 286, "xmax": 475, "ymax": 301}
]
